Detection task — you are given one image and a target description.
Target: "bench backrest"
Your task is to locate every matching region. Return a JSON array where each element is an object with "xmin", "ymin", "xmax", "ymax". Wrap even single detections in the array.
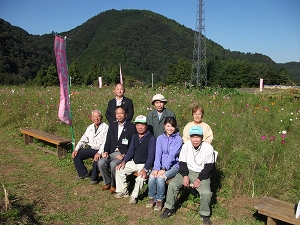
[{"xmin": 214, "ymin": 150, "xmax": 218, "ymax": 163}]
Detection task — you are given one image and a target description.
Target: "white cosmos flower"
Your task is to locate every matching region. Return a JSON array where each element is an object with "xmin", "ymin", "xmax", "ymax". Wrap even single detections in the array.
[{"xmin": 282, "ymin": 130, "xmax": 287, "ymax": 134}]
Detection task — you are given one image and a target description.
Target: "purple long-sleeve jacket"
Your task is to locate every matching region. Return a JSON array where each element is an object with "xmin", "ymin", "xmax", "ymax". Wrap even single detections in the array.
[{"xmin": 153, "ymin": 131, "xmax": 182, "ymax": 171}]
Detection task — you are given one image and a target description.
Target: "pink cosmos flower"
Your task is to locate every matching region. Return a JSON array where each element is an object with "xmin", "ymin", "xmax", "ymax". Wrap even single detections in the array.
[
  {"xmin": 281, "ymin": 140, "xmax": 286, "ymax": 144},
  {"xmin": 261, "ymin": 135, "xmax": 266, "ymax": 140},
  {"xmin": 281, "ymin": 134, "xmax": 286, "ymax": 139}
]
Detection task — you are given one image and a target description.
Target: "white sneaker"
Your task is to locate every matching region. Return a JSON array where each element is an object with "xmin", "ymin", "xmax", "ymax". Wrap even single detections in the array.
[
  {"xmin": 129, "ymin": 196, "xmax": 137, "ymax": 204},
  {"xmin": 114, "ymin": 191, "xmax": 129, "ymax": 198}
]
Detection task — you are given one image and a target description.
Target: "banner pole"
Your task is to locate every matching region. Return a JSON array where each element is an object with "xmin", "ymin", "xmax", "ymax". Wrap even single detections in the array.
[{"xmin": 64, "ymin": 36, "xmax": 75, "ymax": 152}]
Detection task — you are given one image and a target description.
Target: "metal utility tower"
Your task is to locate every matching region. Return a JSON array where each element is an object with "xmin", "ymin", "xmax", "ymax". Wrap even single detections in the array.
[{"xmin": 191, "ymin": 0, "xmax": 207, "ymax": 87}]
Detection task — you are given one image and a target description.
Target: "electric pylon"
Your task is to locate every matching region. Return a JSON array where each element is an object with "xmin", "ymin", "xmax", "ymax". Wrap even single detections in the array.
[{"xmin": 191, "ymin": 0, "xmax": 207, "ymax": 88}]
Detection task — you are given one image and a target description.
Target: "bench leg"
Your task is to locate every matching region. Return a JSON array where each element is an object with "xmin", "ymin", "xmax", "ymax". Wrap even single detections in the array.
[
  {"xmin": 57, "ymin": 145, "xmax": 67, "ymax": 158},
  {"xmin": 24, "ymin": 134, "xmax": 33, "ymax": 145},
  {"xmin": 24, "ymin": 134, "xmax": 29, "ymax": 145},
  {"xmin": 267, "ymin": 216, "xmax": 276, "ymax": 225},
  {"xmin": 28, "ymin": 135, "xmax": 33, "ymax": 143}
]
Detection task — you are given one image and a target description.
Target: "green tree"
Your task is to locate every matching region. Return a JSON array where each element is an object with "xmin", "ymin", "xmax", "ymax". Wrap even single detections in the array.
[
  {"xmin": 32, "ymin": 68, "xmax": 46, "ymax": 86},
  {"xmin": 84, "ymin": 60, "xmax": 102, "ymax": 86},
  {"xmin": 165, "ymin": 58, "xmax": 191, "ymax": 84},
  {"xmin": 69, "ymin": 60, "xmax": 82, "ymax": 85},
  {"xmin": 277, "ymin": 68, "xmax": 289, "ymax": 85},
  {"xmin": 44, "ymin": 64, "xmax": 58, "ymax": 86}
]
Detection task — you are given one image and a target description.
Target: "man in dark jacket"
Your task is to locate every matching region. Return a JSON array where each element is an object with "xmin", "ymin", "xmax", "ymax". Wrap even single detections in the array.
[
  {"xmin": 114, "ymin": 115, "xmax": 156, "ymax": 204},
  {"xmin": 91, "ymin": 106, "xmax": 136, "ymax": 194},
  {"xmin": 105, "ymin": 83, "xmax": 134, "ymax": 124}
]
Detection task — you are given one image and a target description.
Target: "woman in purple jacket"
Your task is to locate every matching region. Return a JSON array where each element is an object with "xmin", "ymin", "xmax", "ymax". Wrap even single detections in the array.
[{"xmin": 146, "ymin": 117, "xmax": 183, "ymax": 211}]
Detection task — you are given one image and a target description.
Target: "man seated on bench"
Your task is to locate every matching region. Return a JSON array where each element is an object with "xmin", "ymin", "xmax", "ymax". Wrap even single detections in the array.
[
  {"xmin": 91, "ymin": 106, "xmax": 136, "ymax": 193},
  {"xmin": 72, "ymin": 109, "xmax": 109, "ymax": 179},
  {"xmin": 114, "ymin": 115, "xmax": 156, "ymax": 204},
  {"xmin": 160, "ymin": 126, "xmax": 215, "ymax": 225}
]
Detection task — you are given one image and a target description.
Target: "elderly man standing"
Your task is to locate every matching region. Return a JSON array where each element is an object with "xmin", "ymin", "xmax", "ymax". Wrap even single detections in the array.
[
  {"xmin": 115, "ymin": 115, "xmax": 156, "ymax": 204},
  {"xmin": 105, "ymin": 83, "xmax": 134, "ymax": 124},
  {"xmin": 146, "ymin": 94, "xmax": 176, "ymax": 137},
  {"xmin": 91, "ymin": 106, "xmax": 136, "ymax": 193},
  {"xmin": 160, "ymin": 126, "xmax": 215, "ymax": 225},
  {"xmin": 72, "ymin": 109, "xmax": 109, "ymax": 179}
]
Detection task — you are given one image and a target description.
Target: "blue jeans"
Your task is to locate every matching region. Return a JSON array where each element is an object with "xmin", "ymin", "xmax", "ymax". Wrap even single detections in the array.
[{"xmin": 148, "ymin": 166, "xmax": 179, "ymax": 201}]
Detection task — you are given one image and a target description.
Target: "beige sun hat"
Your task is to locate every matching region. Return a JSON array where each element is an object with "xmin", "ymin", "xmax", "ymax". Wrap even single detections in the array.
[{"xmin": 151, "ymin": 94, "xmax": 167, "ymax": 105}]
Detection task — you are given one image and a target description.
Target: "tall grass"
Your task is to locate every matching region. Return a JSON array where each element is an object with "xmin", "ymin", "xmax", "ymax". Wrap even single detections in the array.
[{"xmin": 0, "ymin": 85, "xmax": 299, "ymax": 202}]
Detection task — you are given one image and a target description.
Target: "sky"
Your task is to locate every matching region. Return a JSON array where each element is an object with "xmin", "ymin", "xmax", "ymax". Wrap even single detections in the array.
[{"xmin": 1, "ymin": 0, "xmax": 299, "ymax": 63}]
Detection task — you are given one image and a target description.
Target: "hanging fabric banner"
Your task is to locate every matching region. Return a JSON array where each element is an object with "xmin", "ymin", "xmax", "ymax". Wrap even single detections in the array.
[
  {"xmin": 54, "ymin": 36, "xmax": 72, "ymax": 126},
  {"xmin": 119, "ymin": 63, "xmax": 123, "ymax": 84}
]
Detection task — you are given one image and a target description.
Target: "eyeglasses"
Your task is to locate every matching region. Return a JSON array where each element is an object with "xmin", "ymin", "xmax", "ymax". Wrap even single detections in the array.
[{"xmin": 193, "ymin": 114, "xmax": 202, "ymax": 116}]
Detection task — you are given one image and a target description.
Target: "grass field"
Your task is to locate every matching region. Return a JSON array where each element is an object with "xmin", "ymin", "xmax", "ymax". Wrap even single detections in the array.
[{"xmin": 0, "ymin": 85, "xmax": 299, "ymax": 224}]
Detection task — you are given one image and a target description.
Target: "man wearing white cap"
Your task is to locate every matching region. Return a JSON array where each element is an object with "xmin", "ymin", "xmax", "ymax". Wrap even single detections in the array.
[
  {"xmin": 160, "ymin": 126, "xmax": 215, "ymax": 225},
  {"xmin": 147, "ymin": 94, "xmax": 176, "ymax": 137},
  {"xmin": 115, "ymin": 115, "xmax": 156, "ymax": 204}
]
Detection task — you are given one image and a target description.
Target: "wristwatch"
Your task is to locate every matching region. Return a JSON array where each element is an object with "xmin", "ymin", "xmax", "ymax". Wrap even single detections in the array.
[
  {"xmin": 160, "ymin": 167, "xmax": 166, "ymax": 171},
  {"xmin": 143, "ymin": 168, "xmax": 149, "ymax": 173}
]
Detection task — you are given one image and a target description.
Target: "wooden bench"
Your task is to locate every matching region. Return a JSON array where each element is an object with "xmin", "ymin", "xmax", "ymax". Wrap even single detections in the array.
[
  {"xmin": 254, "ymin": 196, "xmax": 300, "ymax": 225},
  {"xmin": 20, "ymin": 127, "xmax": 72, "ymax": 158}
]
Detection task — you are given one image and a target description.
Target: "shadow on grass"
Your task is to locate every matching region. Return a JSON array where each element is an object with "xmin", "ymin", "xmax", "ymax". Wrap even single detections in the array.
[
  {"xmin": 0, "ymin": 194, "xmax": 42, "ymax": 224},
  {"xmin": 211, "ymin": 165, "xmax": 224, "ymax": 205}
]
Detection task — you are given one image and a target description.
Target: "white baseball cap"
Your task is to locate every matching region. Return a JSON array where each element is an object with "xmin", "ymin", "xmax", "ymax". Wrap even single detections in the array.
[{"xmin": 134, "ymin": 115, "xmax": 147, "ymax": 124}]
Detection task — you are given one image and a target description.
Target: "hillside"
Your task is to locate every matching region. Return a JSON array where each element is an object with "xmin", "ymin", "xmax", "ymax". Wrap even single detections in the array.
[
  {"xmin": 0, "ymin": 9, "xmax": 299, "ymax": 85},
  {"xmin": 278, "ymin": 62, "xmax": 300, "ymax": 85}
]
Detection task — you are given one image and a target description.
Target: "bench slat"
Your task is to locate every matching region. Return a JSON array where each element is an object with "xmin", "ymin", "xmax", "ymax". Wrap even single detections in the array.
[{"xmin": 254, "ymin": 196, "xmax": 300, "ymax": 225}]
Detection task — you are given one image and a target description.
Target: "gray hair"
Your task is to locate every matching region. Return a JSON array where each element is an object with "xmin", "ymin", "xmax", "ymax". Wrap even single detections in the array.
[{"xmin": 92, "ymin": 109, "xmax": 102, "ymax": 116}]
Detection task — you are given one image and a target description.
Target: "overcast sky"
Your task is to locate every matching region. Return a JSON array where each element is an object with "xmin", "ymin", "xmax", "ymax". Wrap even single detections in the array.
[{"xmin": 1, "ymin": 0, "xmax": 299, "ymax": 63}]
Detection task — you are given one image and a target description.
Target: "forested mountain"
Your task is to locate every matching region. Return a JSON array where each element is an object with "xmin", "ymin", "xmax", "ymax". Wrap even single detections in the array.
[
  {"xmin": 0, "ymin": 9, "xmax": 299, "ymax": 86},
  {"xmin": 277, "ymin": 62, "xmax": 300, "ymax": 85}
]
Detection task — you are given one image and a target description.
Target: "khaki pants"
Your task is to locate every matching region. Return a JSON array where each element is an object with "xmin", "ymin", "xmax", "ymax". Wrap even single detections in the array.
[
  {"xmin": 164, "ymin": 170, "xmax": 212, "ymax": 216},
  {"xmin": 115, "ymin": 160, "xmax": 147, "ymax": 198}
]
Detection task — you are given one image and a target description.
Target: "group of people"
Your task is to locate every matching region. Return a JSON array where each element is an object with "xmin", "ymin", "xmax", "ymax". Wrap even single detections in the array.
[{"xmin": 71, "ymin": 83, "xmax": 216, "ymax": 225}]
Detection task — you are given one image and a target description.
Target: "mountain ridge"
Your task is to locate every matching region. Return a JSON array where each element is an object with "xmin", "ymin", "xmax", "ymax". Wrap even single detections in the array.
[{"xmin": 0, "ymin": 9, "xmax": 299, "ymax": 85}]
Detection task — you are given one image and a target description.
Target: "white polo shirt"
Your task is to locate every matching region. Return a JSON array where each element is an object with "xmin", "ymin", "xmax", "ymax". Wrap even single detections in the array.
[{"xmin": 179, "ymin": 140, "xmax": 214, "ymax": 172}]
